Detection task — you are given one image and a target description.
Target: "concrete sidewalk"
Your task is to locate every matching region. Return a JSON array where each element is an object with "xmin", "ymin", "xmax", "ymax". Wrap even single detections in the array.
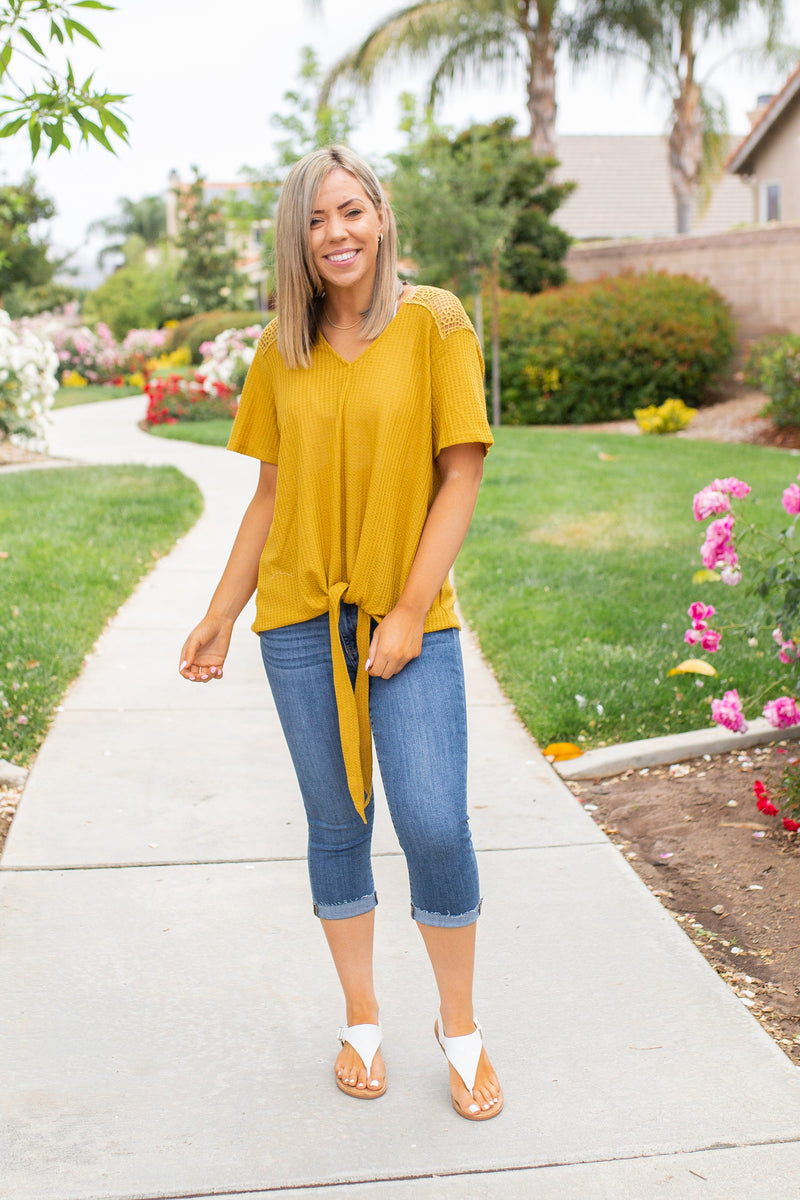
[{"xmin": 1, "ymin": 397, "xmax": 799, "ymax": 1200}]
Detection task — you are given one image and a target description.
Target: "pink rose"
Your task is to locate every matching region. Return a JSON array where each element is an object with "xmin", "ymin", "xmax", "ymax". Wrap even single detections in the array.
[
  {"xmin": 720, "ymin": 565, "xmax": 742, "ymax": 586},
  {"xmin": 778, "ymin": 643, "xmax": 798, "ymax": 664},
  {"xmin": 688, "ymin": 601, "xmax": 715, "ymax": 623},
  {"xmin": 684, "ymin": 629, "xmax": 702, "ymax": 645},
  {"xmin": 693, "ymin": 487, "xmax": 730, "ymax": 521},
  {"xmin": 762, "ymin": 696, "xmax": 800, "ymax": 729},
  {"xmin": 700, "ymin": 629, "xmax": 721, "ymax": 652},
  {"xmin": 716, "ymin": 476, "xmax": 751, "ymax": 499},
  {"xmin": 693, "ymin": 477, "xmax": 751, "ymax": 520},
  {"xmin": 701, "ymin": 516, "xmax": 737, "ymax": 570},
  {"xmin": 782, "ymin": 484, "xmax": 800, "ymax": 516},
  {"xmin": 710, "ymin": 689, "xmax": 748, "ymax": 733}
]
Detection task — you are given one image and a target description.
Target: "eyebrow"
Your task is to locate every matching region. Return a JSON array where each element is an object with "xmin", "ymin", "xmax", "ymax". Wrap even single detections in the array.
[{"xmin": 311, "ymin": 197, "xmax": 364, "ymax": 215}]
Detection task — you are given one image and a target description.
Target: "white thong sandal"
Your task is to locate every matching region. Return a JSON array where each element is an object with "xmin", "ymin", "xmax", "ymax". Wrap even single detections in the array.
[
  {"xmin": 435, "ymin": 1016, "xmax": 504, "ymax": 1121},
  {"xmin": 336, "ymin": 1023, "xmax": 386, "ymax": 1099}
]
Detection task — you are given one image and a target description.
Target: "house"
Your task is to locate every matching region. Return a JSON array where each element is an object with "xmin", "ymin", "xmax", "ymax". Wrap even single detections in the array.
[
  {"xmin": 727, "ymin": 62, "xmax": 800, "ymax": 224},
  {"xmin": 554, "ymin": 134, "xmax": 752, "ymax": 241}
]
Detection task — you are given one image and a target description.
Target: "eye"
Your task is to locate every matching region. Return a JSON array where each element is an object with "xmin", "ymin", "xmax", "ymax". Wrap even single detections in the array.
[
  {"xmin": 345, "ymin": 207, "xmax": 363, "ymax": 218},
  {"xmin": 310, "ymin": 216, "xmax": 322, "ymax": 228}
]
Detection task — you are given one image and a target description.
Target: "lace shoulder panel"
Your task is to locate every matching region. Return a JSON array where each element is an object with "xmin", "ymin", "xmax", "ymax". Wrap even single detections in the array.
[
  {"xmin": 405, "ymin": 286, "xmax": 474, "ymax": 340},
  {"xmin": 258, "ymin": 318, "xmax": 279, "ymax": 354}
]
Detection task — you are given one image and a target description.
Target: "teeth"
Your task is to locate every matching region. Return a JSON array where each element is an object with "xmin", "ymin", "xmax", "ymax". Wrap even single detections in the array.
[{"xmin": 328, "ymin": 250, "xmax": 357, "ymax": 262}]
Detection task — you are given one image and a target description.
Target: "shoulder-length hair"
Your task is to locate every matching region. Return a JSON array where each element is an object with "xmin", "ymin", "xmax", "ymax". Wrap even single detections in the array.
[{"xmin": 274, "ymin": 145, "xmax": 398, "ymax": 369}]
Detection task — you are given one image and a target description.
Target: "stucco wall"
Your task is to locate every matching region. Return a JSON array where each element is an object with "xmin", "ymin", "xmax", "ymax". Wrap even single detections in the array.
[
  {"xmin": 566, "ymin": 223, "xmax": 800, "ymax": 340},
  {"xmin": 747, "ymin": 102, "xmax": 800, "ymax": 223}
]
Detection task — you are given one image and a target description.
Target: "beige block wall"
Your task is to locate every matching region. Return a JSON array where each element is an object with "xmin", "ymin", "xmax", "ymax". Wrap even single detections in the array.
[{"xmin": 566, "ymin": 223, "xmax": 800, "ymax": 341}]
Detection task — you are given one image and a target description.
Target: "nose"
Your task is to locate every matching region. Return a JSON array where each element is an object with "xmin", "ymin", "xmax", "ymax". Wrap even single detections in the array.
[{"xmin": 328, "ymin": 213, "xmax": 347, "ymax": 241}]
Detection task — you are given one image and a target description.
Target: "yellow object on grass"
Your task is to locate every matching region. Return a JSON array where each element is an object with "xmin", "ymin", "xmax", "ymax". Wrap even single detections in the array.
[
  {"xmin": 543, "ymin": 742, "xmax": 583, "ymax": 761},
  {"xmin": 667, "ymin": 658, "xmax": 718, "ymax": 677}
]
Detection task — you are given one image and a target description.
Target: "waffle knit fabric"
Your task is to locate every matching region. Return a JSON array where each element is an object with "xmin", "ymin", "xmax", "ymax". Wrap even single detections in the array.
[{"xmin": 227, "ymin": 285, "xmax": 494, "ymax": 819}]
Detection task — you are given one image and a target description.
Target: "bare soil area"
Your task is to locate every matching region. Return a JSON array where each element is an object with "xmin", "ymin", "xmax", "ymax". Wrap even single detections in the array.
[{"xmin": 566, "ymin": 743, "xmax": 800, "ymax": 1065}]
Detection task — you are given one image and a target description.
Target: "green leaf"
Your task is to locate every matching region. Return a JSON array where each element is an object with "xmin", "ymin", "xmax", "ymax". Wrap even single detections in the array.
[
  {"xmin": 0, "ymin": 40, "xmax": 12, "ymax": 74},
  {"xmin": 63, "ymin": 17, "xmax": 101, "ymax": 45},
  {"xmin": 72, "ymin": 1, "xmax": 115, "ymax": 8},
  {"xmin": 0, "ymin": 115, "xmax": 26, "ymax": 138},
  {"xmin": 18, "ymin": 27, "xmax": 45, "ymax": 57},
  {"xmin": 74, "ymin": 112, "xmax": 111, "ymax": 150},
  {"xmin": 49, "ymin": 18, "xmax": 64, "ymax": 44},
  {"xmin": 29, "ymin": 117, "xmax": 41, "ymax": 159},
  {"xmin": 100, "ymin": 108, "xmax": 127, "ymax": 137}
]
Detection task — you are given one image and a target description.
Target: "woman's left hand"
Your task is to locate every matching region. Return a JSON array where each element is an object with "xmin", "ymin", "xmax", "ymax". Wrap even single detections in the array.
[{"xmin": 366, "ymin": 604, "xmax": 425, "ymax": 678}]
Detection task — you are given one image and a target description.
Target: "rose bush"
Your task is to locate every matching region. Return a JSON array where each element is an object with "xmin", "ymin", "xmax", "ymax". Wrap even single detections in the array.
[
  {"xmin": 144, "ymin": 374, "xmax": 237, "ymax": 426},
  {"xmin": 0, "ymin": 310, "xmax": 59, "ymax": 445},
  {"xmin": 197, "ymin": 324, "xmax": 261, "ymax": 394},
  {"xmin": 681, "ymin": 470, "xmax": 800, "ymax": 823}
]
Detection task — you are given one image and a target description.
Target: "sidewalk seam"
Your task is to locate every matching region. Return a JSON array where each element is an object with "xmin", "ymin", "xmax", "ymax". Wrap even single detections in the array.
[{"xmin": 54, "ymin": 1134, "xmax": 800, "ymax": 1199}]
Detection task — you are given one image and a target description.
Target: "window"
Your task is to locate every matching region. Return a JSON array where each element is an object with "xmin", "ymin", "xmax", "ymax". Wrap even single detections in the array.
[{"xmin": 759, "ymin": 181, "xmax": 781, "ymax": 222}]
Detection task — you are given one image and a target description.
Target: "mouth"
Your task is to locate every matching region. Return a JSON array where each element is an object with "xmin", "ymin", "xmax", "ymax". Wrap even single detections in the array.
[{"xmin": 325, "ymin": 249, "xmax": 360, "ymax": 264}]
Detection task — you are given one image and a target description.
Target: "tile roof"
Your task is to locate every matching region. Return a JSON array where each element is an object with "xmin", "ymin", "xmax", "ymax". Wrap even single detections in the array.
[{"xmin": 553, "ymin": 134, "xmax": 752, "ymax": 240}]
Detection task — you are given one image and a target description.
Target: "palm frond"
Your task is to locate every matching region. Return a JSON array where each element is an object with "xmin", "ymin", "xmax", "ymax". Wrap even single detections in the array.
[
  {"xmin": 427, "ymin": 21, "xmax": 523, "ymax": 106},
  {"xmin": 696, "ymin": 85, "xmax": 729, "ymax": 217},
  {"xmin": 320, "ymin": 0, "xmax": 514, "ymax": 103}
]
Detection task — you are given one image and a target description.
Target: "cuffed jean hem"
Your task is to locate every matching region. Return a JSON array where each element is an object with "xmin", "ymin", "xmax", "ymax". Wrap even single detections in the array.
[
  {"xmin": 313, "ymin": 891, "xmax": 378, "ymax": 920},
  {"xmin": 410, "ymin": 898, "xmax": 482, "ymax": 928}
]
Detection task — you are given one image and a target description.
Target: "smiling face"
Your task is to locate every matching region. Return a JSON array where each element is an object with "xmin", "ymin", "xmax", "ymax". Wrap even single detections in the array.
[{"xmin": 309, "ymin": 167, "xmax": 384, "ymax": 301}]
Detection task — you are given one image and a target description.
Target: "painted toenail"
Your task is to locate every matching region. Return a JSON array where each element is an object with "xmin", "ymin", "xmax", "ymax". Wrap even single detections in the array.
[
  {"xmin": 369, "ymin": 1079, "xmax": 381, "ymax": 1088},
  {"xmin": 357, "ymin": 1082, "xmax": 366, "ymax": 1088},
  {"xmin": 468, "ymin": 1103, "xmax": 480, "ymax": 1114}
]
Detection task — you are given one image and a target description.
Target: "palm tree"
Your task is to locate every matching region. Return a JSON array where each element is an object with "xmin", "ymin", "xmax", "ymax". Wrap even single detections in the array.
[
  {"xmin": 572, "ymin": 0, "xmax": 791, "ymax": 233},
  {"xmin": 320, "ymin": 1, "xmax": 565, "ymax": 159},
  {"xmin": 89, "ymin": 195, "xmax": 167, "ymax": 269}
]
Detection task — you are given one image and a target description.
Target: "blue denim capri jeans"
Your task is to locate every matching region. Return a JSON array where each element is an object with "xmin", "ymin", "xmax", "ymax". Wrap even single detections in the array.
[{"xmin": 260, "ymin": 602, "xmax": 481, "ymax": 928}]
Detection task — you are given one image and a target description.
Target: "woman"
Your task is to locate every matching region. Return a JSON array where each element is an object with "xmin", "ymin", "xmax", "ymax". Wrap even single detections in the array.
[{"xmin": 179, "ymin": 145, "xmax": 503, "ymax": 1121}]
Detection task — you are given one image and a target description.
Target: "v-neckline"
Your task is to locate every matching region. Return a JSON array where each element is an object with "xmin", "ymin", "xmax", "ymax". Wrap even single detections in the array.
[{"xmin": 320, "ymin": 290, "xmax": 414, "ymax": 366}]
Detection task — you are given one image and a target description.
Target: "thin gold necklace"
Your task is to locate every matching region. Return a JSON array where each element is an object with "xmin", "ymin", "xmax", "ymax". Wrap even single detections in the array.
[
  {"xmin": 323, "ymin": 310, "xmax": 363, "ymax": 330},
  {"xmin": 322, "ymin": 282, "xmax": 405, "ymax": 331}
]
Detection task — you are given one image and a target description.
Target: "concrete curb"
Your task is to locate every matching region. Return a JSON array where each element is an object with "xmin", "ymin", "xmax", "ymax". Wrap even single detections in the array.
[{"xmin": 553, "ymin": 718, "xmax": 800, "ymax": 780}]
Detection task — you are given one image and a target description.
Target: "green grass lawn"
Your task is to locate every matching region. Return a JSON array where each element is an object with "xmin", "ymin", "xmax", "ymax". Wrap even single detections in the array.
[
  {"xmin": 456, "ymin": 428, "xmax": 800, "ymax": 749},
  {"xmin": 0, "ymin": 465, "xmax": 203, "ymax": 765},
  {"xmin": 54, "ymin": 384, "xmax": 143, "ymax": 409},
  {"xmin": 149, "ymin": 418, "xmax": 234, "ymax": 446}
]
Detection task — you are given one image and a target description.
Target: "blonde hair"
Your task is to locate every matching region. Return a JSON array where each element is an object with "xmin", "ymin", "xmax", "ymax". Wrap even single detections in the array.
[{"xmin": 274, "ymin": 145, "xmax": 399, "ymax": 369}]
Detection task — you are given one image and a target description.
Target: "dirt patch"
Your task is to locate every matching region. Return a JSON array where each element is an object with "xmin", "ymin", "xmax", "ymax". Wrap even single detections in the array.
[
  {"xmin": 0, "ymin": 439, "xmax": 53, "ymax": 467},
  {"xmin": 566, "ymin": 743, "xmax": 800, "ymax": 1065}
]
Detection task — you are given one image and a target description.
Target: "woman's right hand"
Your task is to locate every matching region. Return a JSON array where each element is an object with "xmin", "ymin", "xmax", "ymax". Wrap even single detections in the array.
[{"xmin": 179, "ymin": 616, "xmax": 233, "ymax": 682}]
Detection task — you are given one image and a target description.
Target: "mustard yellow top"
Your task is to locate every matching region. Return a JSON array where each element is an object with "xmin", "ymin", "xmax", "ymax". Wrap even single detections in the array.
[{"xmin": 227, "ymin": 285, "xmax": 493, "ymax": 819}]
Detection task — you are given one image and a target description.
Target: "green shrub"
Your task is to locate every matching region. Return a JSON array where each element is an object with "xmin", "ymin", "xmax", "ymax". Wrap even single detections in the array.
[
  {"xmin": 164, "ymin": 310, "xmax": 265, "ymax": 362},
  {"xmin": 485, "ymin": 273, "xmax": 736, "ymax": 425},
  {"xmin": 82, "ymin": 257, "xmax": 183, "ymax": 340},
  {"xmin": 744, "ymin": 333, "xmax": 800, "ymax": 429}
]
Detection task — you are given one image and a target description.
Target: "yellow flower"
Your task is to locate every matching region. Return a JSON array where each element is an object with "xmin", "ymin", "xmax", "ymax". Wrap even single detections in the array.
[{"xmin": 62, "ymin": 370, "xmax": 88, "ymax": 387}]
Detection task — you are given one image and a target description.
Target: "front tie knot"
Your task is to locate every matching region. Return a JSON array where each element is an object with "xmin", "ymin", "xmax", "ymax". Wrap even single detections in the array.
[{"xmin": 327, "ymin": 583, "xmax": 373, "ymax": 821}]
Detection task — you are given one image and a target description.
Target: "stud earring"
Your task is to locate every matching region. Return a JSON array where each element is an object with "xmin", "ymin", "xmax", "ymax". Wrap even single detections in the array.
[{"xmin": 378, "ymin": 233, "xmax": 384, "ymax": 245}]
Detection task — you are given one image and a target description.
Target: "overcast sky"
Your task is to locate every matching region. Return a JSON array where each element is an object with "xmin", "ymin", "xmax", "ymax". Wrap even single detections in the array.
[{"xmin": 3, "ymin": 0, "xmax": 797, "ymax": 283}]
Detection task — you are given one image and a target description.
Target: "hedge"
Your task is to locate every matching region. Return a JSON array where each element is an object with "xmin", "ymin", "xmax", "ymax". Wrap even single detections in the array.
[
  {"xmin": 485, "ymin": 273, "xmax": 736, "ymax": 425},
  {"xmin": 165, "ymin": 309, "xmax": 265, "ymax": 362}
]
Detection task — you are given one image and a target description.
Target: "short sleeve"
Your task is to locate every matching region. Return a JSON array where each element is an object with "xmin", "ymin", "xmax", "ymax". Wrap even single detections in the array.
[
  {"xmin": 430, "ymin": 318, "xmax": 493, "ymax": 458},
  {"xmin": 227, "ymin": 324, "xmax": 280, "ymax": 463}
]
